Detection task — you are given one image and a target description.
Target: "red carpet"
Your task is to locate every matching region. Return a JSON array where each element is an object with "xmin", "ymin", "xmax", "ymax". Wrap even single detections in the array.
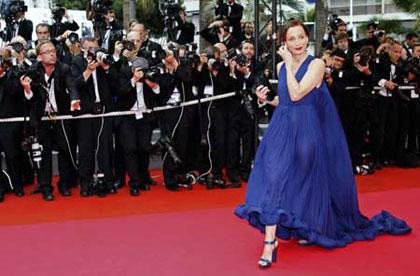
[{"xmin": 0, "ymin": 168, "xmax": 419, "ymax": 275}]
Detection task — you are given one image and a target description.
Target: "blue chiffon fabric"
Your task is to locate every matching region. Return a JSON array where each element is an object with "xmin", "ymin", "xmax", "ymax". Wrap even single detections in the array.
[{"xmin": 234, "ymin": 55, "xmax": 411, "ymax": 248}]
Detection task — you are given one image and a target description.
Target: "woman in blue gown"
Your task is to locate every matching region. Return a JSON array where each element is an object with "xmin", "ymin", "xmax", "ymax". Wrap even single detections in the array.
[{"xmin": 234, "ymin": 20, "xmax": 411, "ymax": 269}]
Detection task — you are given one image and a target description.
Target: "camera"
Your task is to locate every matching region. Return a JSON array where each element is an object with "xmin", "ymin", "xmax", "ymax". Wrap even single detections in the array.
[
  {"xmin": 226, "ymin": 48, "xmax": 241, "ymax": 61},
  {"xmin": 254, "ymin": 69, "xmax": 276, "ymax": 102},
  {"xmin": 1, "ymin": 0, "xmax": 27, "ymax": 23},
  {"xmin": 145, "ymin": 65, "xmax": 164, "ymax": 83},
  {"xmin": 51, "ymin": 5, "xmax": 65, "ymax": 21},
  {"xmin": 91, "ymin": 0, "xmax": 114, "ymax": 22},
  {"xmin": 357, "ymin": 46, "xmax": 374, "ymax": 67},
  {"xmin": 22, "ymin": 136, "xmax": 43, "ymax": 170},
  {"xmin": 68, "ymin": 32, "xmax": 80, "ymax": 44},
  {"xmin": 86, "ymin": 48, "xmax": 114, "ymax": 65},
  {"xmin": 406, "ymin": 56, "xmax": 420, "ymax": 77},
  {"xmin": 155, "ymin": 135, "xmax": 182, "ymax": 165},
  {"xmin": 9, "ymin": 41, "xmax": 25, "ymax": 53},
  {"xmin": 121, "ymin": 40, "xmax": 135, "ymax": 52},
  {"xmin": 328, "ymin": 14, "xmax": 342, "ymax": 31},
  {"xmin": 234, "ymin": 54, "xmax": 248, "ymax": 67}
]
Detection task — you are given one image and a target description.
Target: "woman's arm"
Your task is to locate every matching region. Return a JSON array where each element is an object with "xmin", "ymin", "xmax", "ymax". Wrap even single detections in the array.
[{"xmin": 285, "ymin": 59, "xmax": 325, "ymax": 102}]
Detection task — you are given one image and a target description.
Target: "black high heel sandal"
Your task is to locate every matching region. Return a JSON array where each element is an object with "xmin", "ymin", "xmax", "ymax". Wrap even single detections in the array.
[{"xmin": 258, "ymin": 239, "xmax": 278, "ymax": 269}]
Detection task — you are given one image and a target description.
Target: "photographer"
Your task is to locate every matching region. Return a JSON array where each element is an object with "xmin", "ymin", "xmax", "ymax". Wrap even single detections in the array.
[
  {"xmin": 321, "ymin": 16, "xmax": 347, "ymax": 51},
  {"xmin": 355, "ymin": 22, "xmax": 381, "ymax": 51},
  {"xmin": 403, "ymin": 32, "xmax": 419, "ymax": 59},
  {"xmin": 200, "ymin": 20, "xmax": 239, "ymax": 50},
  {"xmin": 0, "ymin": 47, "xmax": 25, "ymax": 201},
  {"xmin": 8, "ymin": 36, "xmax": 32, "ymax": 69},
  {"xmin": 197, "ymin": 44, "xmax": 235, "ymax": 188},
  {"xmin": 406, "ymin": 43, "xmax": 420, "ymax": 159},
  {"xmin": 1, "ymin": 0, "xmax": 33, "ymax": 42},
  {"xmin": 372, "ymin": 41, "xmax": 408, "ymax": 168},
  {"xmin": 158, "ymin": 50, "xmax": 202, "ymax": 191},
  {"xmin": 164, "ymin": 6, "xmax": 195, "ymax": 45},
  {"xmin": 114, "ymin": 55, "xmax": 161, "ymax": 196},
  {"xmin": 50, "ymin": 6, "xmax": 80, "ymax": 39},
  {"xmin": 71, "ymin": 37, "xmax": 116, "ymax": 197},
  {"xmin": 340, "ymin": 47, "xmax": 376, "ymax": 174},
  {"xmin": 215, "ymin": 0, "xmax": 243, "ymax": 41},
  {"xmin": 239, "ymin": 21, "xmax": 254, "ymax": 43},
  {"xmin": 131, "ymin": 23, "xmax": 166, "ymax": 67},
  {"xmin": 20, "ymin": 40, "xmax": 80, "ymax": 201},
  {"xmin": 226, "ymin": 40, "xmax": 257, "ymax": 184}
]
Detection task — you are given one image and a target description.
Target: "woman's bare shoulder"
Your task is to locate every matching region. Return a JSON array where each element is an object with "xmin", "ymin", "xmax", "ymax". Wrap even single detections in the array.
[{"xmin": 276, "ymin": 61, "xmax": 285, "ymax": 75}]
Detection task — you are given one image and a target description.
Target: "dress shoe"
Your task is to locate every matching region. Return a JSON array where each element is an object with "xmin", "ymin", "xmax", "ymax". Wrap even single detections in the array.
[
  {"xmin": 14, "ymin": 189, "xmax": 25, "ymax": 197},
  {"xmin": 42, "ymin": 192, "xmax": 54, "ymax": 201},
  {"xmin": 130, "ymin": 188, "xmax": 140, "ymax": 196},
  {"xmin": 139, "ymin": 183, "xmax": 150, "ymax": 191},
  {"xmin": 227, "ymin": 173, "xmax": 240, "ymax": 184},
  {"xmin": 31, "ymin": 184, "xmax": 42, "ymax": 194},
  {"xmin": 108, "ymin": 187, "xmax": 117, "ymax": 194},
  {"xmin": 239, "ymin": 172, "xmax": 250, "ymax": 182},
  {"xmin": 80, "ymin": 190, "xmax": 91, "ymax": 197},
  {"xmin": 0, "ymin": 192, "xmax": 4, "ymax": 202},
  {"xmin": 144, "ymin": 178, "xmax": 157, "ymax": 186},
  {"xmin": 59, "ymin": 189, "xmax": 72, "ymax": 197},
  {"xmin": 113, "ymin": 180, "xmax": 124, "ymax": 189}
]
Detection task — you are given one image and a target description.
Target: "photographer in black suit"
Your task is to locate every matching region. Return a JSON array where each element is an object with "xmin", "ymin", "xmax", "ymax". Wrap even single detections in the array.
[
  {"xmin": 71, "ymin": 37, "xmax": 115, "ymax": 197},
  {"xmin": 0, "ymin": 47, "xmax": 25, "ymax": 201},
  {"xmin": 200, "ymin": 20, "xmax": 240, "ymax": 50},
  {"xmin": 215, "ymin": 0, "xmax": 243, "ymax": 41},
  {"xmin": 372, "ymin": 41, "xmax": 407, "ymax": 168},
  {"xmin": 20, "ymin": 40, "xmax": 80, "ymax": 201},
  {"xmin": 131, "ymin": 23, "xmax": 166, "ymax": 67},
  {"xmin": 2, "ymin": 2, "xmax": 33, "ymax": 42}
]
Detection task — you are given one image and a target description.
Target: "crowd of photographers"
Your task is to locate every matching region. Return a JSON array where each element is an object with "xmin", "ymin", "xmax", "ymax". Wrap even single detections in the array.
[
  {"xmin": 0, "ymin": 0, "xmax": 419, "ymax": 203},
  {"xmin": 320, "ymin": 16, "xmax": 420, "ymax": 176}
]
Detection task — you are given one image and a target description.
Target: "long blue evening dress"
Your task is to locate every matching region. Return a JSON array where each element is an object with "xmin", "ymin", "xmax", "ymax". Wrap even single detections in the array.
[{"xmin": 235, "ymin": 55, "xmax": 411, "ymax": 248}]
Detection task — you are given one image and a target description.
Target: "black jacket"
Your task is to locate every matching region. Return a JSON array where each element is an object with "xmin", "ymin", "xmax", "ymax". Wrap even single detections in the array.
[
  {"xmin": 215, "ymin": 2, "xmax": 243, "ymax": 40},
  {"xmin": 5, "ymin": 19, "xmax": 33, "ymax": 42},
  {"xmin": 26, "ymin": 61, "xmax": 79, "ymax": 119},
  {"xmin": 115, "ymin": 61, "xmax": 158, "ymax": 111},
  {"xmin": 0, "ymin": 69, "xmax": 25, "ymax": 118},
  {"xmin": 72, "ymin": 54, "xmax": 114, "ymax": 114}
]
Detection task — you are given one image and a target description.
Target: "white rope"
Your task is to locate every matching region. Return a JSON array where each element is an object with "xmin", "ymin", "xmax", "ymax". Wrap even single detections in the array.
[{"xmin": 0, "ymin": 92, "xmax": 238, "ymax": 123}]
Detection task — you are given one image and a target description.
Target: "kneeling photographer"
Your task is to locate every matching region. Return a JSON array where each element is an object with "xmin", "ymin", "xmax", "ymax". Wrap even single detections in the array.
[
  {"xmin": 72, "ymin": 37, "xmax": 116, "ymax": 197},
  {"xmin": 158, "ymin": 46, "xmax": 203, "ymax": 191},
  {"xmin": 20, "ymin": 40, "xmax": 80, "ymax": 201}
]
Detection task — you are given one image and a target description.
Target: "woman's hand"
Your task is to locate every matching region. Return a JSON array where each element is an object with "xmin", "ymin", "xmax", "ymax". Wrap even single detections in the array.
[{"xmin": 277, "ymin": 45, "xmax": 293, "ymax": 66}]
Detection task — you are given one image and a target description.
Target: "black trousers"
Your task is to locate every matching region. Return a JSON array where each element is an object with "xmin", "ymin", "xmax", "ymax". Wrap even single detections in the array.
[
  {"xmin": 37, "ymin": 120, "xmax": 77, "ymax": 193},
  {"xmin": 340, "ymin": 93, "xmax": 373, "ymax": 165},
  {"xmin": 373, "ymin": 95, "xmax": 400, "ymax": 162},
  {"xmin": 116, "ymin": 115, "xmax": 153, "ymax": 189},
  {"xmin": 77, "ymin": 117, "xmax": 113, "ymax": 190},
  {"xmin": 396, "ymin": 97, "xmax": 411, "ymax": 162},
  {"xmin": 162, "ymin": 106, "xmax": 200, "ymax": 187},
  {"xmin": 408, "ymin": 98, "xmax": 420, "ymax": 154},
  {"xmin": 226, "ymin": 105, "xmax": 254, "ymax": 177},
  {"xmin": 209, "ymin": 105, "xmax": 228, "ymax": 178},
  {"xmin": 0, "ymin": 123, "xmax": 23, "ymax": 193}
]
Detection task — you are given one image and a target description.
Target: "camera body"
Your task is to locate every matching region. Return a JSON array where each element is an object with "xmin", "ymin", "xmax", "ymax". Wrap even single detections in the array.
[
  {"xmin": 1, "ymin": 0, "xmax": 27, "ymax": 23},
  {"xmin": 68, "ymin": 32, "xmax": 80, "ymax": 44},
  {"xmin": 406, "ymin": 56, "xmax": 420, "ymax": 77},
  {"xmin": 51, "ymin": 5, "xmax": 65, "ymax": 22},
  {"xmin": 328, "ymin": 14, "xmax": 341, "ymax": 32},
  {"xmin": 92, "ymin": 0, "xmax": 114, "ymax": 22}
]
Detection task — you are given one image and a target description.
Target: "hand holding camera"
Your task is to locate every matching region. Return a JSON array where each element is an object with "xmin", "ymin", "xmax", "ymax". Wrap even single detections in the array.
[
  {"xmin": 256, "ymin": 85, "xmax": 270, "ymax": 104},
  {"xmin": 19, "ymin": 75, "xmax": 32, "ymax": 94},
  {"xmin": 131, "ymin": 68, "xmax": 144, "ymax": 83}
]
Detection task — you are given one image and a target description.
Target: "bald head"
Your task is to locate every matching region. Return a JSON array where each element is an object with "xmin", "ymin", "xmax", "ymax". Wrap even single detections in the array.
[
  {"xmin": 131, "ymin": 23, "xmax": 147, "ymax": 42},
  {"xmin": 127, "ymin": 31, "xmax": 141, "ymax": 52}
]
